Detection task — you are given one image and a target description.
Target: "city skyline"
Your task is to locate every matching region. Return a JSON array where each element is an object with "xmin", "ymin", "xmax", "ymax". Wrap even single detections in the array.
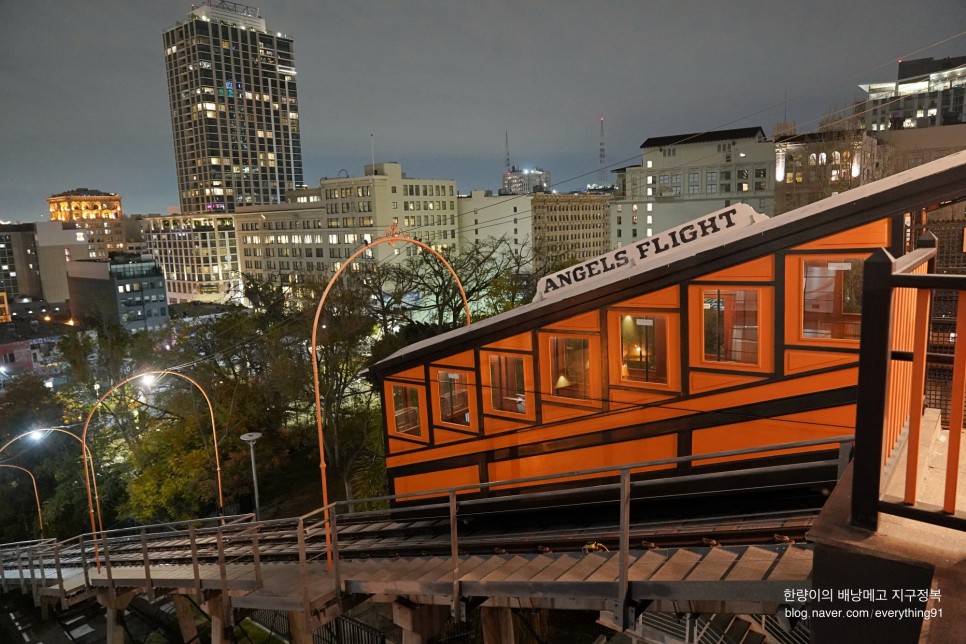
[{"xmin": 1, "ymin": 0, "xmax": 965, "ymax": 221}]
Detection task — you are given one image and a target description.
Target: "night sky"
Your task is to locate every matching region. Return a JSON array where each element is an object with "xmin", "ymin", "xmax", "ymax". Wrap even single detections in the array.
[{"xmin": 1, "ymin": 1, "xmax": 964, "ymax": 221}]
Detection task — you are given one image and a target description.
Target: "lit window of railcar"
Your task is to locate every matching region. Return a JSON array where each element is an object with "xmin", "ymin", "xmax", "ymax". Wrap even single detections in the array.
[
  {"xmin": 802, "ymin": 258, "xmax": 863, "ymax": 340},
  {"xmin": 487, "ymin": 355, "xmax": 527, "ymax": 414},
  {"xmin": 437, "ymin": 371, "xmax": 470, "ymax": 426},
  {"xmin": 702, "ymin": 288, "xmax": 759, "ymax": 365},
  {"xmin": 550, "ymin": 336, "xmax": 592, "ymax": 399},
  {"xmin": 391, "ymin": 385, "xmax": 422, "ymax": 435},
  {"xmin": 618, "ymin": 314, "xmax": 668, "ymax": 384}
]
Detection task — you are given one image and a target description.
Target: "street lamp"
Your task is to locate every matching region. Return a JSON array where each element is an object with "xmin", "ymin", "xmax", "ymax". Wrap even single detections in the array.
[
  {"xmin": 309, "ymin": 225, "xmax": 471, "ymax": 568},
  {"xmin": 82, "ymin": 369, "xmax": 224, "ymax": 520},
  {"xmin": 0, "ymin": 464, "xmax": 44, "ymax": 539},
  {"xmin": 240, "ymin": 432, "xmax": 262, "ymax": 521}
]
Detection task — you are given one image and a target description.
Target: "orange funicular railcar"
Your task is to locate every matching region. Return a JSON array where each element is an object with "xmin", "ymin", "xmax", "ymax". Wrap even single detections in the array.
[{"xmin": 368, "ymin": 152, "xmax": 966, "ymax": 503}]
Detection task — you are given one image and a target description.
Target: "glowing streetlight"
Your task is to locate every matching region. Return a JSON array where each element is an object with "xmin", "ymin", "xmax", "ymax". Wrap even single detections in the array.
[
  {"xmin": 82, "ymin": 369, "xmax": 224, "ymax": 521},
  {"xmin": 310, "ymin": 224, "xmax": 471, "ymax": 568},
  {"xmin": 0, "ymin": 427, "xmax": 102, "ymax": 543},
  {"xmin": 0, "ymin": 464, "xmax": 44, "ymax": 539}
]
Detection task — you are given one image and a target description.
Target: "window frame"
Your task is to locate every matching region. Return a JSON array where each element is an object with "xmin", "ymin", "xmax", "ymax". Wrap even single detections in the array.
[
  {"xmin": 480, "ymin": 350, "xmax": 535, "ymax": 421},
  {"xmin": 688, "ymin": 284, "xmax": 774, "ymax": 372},
  {"xmin": 538, "ymin": 331, "xmax": 602, "ymax": 406},
  {"xmin": 786, "ymin": 253, "xmax": 869, "ymax": 347},
  {"xmin": 385, "ymin": 381, "xmax": 428, "ymax": 441},
  {"xmin": 607, "ymin": 310, "xmax": 680, "ymax": 392},
  {"xmin": 429, "ymin": 366, "xmax": 478, "ymax": 431}
]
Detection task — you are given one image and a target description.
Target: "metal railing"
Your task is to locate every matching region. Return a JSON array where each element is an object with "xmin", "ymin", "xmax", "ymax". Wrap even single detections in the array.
[
  {"xmin": 1, "ymin": 434, "xmax": 852, "ymax": 630},
  {"xmin": 852, "ymin": 234, "xmax": 966, "ymax": 532}
]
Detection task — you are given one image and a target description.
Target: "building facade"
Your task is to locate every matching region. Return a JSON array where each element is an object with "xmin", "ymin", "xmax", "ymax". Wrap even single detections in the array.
[
  {"xmin": 144, "ymin": 214, "xmax": 238, "ymax": 304},
  {"xmin": 67, "ymin": 254, "xmax": 169, "ymax": 332},
  {"xmin": 457, "ymin": 190, "xmax": 532, "ymax": 266},
  {"xmin": 531, "ymin": 192, "xmax": 611, "ymax": 267},
  {"xmin": 47, "ymin": 188, "xmax": 124, "ymax": 259},
  {"xmin": 860, "ymin": 56, "xmax": 966, "ymax": 132},
  {"xmin": 233, "ymin": 163, "xmax": 457, "ymax": 285},
  {"xmin": 638, "ymin": 128, "xmax": 775, "ymax": 234},
  {"xmin": 0, "ymin": 222, "xmax": 88, "ymax": 315},
  {"xmin": 162, "ymin": 1, "xmax": 303, "ymax": 214},
  {"xmin": 502, "ymin": 166, "xmax": 551, "ymax": 195},
  {"xmin": 773, "ymin": 129, "xmax": 881, "ymax": 214}
]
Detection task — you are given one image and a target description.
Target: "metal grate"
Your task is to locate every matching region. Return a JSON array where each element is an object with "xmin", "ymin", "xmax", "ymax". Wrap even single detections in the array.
[
  {"xmin": 924, "ymin": 216, "xmax": 965, "ymax": 429},
  {"xmin": 315, "ymin": 615, "xmax": 386, "ymax": 644}
]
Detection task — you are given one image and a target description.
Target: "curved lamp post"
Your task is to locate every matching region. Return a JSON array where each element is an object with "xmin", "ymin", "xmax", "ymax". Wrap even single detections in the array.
[
  {"xmin": 310, "ymin": 225, "xmax": 472, "ymax": 567},
  {"xmin": 0, "ymin": 464, "xmax": 44, "ymax": 539},
  {"xmin": 81, "ymin": 370, "xmax": 223, "ymax": 522},
  {"xmin": 0, "ymin": 428, "xmax": 102, "ymax": 539}
]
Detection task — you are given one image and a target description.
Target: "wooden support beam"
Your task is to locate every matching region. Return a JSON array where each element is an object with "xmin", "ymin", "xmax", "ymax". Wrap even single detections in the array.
[
  {"xmin": 173, "ymin": 594, "xmax": 200, "ymax": 644},
  {"xmin": 481, "ymin": 606, "xmax": 516, "ymax": 644},
  {"xmin": 393, "ymin": 599, "xmax": 449, "ymax": 644},
  {"xmin": 205, "ymin": 592, "xmax": 229, "ymax": 644},
  {"xmin": 288, "ymin": 610, "xmax": 313, "ymax": 644},
  {"xmin": 97, "ymin": 589, "xmax": 136, "ymax": 644}
]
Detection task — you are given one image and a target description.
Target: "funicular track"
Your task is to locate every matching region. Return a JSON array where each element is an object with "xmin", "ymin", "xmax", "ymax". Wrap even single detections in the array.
[{"xmin": 0, "ymin": 435, "xmax": 851, "ymax": 642}]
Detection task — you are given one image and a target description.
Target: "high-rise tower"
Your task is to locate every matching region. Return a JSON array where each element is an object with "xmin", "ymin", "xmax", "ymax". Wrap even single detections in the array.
[{"xmin": 162, "ymin": 1, "xmax": 303, "ymax": 214}]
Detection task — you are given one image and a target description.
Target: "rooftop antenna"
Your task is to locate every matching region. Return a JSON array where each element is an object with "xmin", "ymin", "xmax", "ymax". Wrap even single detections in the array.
[
  {"xmin": 505, "ymin": 130, "xmax": 511, "ymax": 173},
  {"xmin": 598, "ymin": 117, "xmax": 606, "ymax": 184}
]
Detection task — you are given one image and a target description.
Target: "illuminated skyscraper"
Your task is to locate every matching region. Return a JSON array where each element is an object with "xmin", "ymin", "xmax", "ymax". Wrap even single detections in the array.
[{"xmin": 162, "ymin": 1, "xmax": 303, "ymax": 214}]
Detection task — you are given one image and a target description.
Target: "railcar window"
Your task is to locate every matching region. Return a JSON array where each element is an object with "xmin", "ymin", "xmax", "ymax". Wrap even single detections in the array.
[
  {"xmin": 802, "ymin": 258, "xmax": 863, "ymax": 340},
  {"xmin": 488, "ymin": 355, "xmax": 526, "ymax": 414},
  {"xmin": 703, "ymin": 289, "xmax": 759, "ymax": 364},
  {"xmin": 391, "ymin": 385, "xmax": 421, "ymax": 435},
  {"xmin": 619, "ymin": 315, "xmax": 668, "ymax": 384},
  {"xmin": 438, "ymin": 371, "xmax": 470, "ymax": 426},
  {"xmin": 550, "ymin": 336, "xmax": 591, "ymax": 399}
]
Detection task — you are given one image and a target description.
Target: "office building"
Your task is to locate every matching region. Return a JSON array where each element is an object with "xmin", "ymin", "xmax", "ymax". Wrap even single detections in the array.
[
  {"xmin": 636, "ymin": 128, "xmax": 775, "ymax": 239},
  {"xmin": 457, "ymin": 190, "xmax": 532, "ymax": 268},
  {"xmin": 162, "ymin": 1, "xmax": 303, "ymax": 214},
  {"xmin": 143, "ymin": 214, "xmax": 238, "ymax": 304},
  {"xmin": 531, "ymin": 192, "xmax": 610, "ymax": 267},
  {"xmin": 860, "ymin": 56, "xmax": 966, "ymax": 131},
  {"xmin": 234, "ymin": 163, "xmax": 457, "ymax": 285},
  {"xmin": 47, "ymin": 188, "xmax": 125, "ymax": 259},
  {"xmin": 67, "ymin": 254, "xmax": 169, "ymax": 332},
  {"xmin": 774, "ymin": 129, "xmax": 881, "ymax": 214},
  {"xmin": 0, "ymin": 222, "xmax": 88, "ymax": 316},
  {"xmin": 502, "ymin": 166, "xmax": 551, "ymax": 195}
]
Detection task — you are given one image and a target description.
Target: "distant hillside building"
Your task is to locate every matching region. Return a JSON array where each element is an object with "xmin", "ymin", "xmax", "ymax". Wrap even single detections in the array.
[
  {"xmin": 502, "ymin": 166, "xmax": 551, "ymax": 195},
  {"xmin": 860, "ymin": 56, "xmax": 966, "ymax": 131},
  {"xmin": 162, "ymin": 1, "xmax": 303, "ymax": 214},
  {"xmin": 67, "ymin": 253, "xmax": 169, "ymax": 332},
  {"xmin": 47, "ymin": 188, "xmax": 125, "ymax": 259}
]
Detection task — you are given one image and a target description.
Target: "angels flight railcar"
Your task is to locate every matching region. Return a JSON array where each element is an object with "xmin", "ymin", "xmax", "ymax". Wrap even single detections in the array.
[{"xmin": 367, "ymin": 151, "xmax": 966, "ymax": 503}]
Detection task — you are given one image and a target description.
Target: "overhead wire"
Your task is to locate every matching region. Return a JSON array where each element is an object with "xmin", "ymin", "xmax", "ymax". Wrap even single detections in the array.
[{"xmin": 140, "ymin": 30, "xmax": 964, "ymax": 390}]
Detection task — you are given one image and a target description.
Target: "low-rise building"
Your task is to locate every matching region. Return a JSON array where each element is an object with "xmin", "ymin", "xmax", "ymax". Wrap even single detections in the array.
[{"xmin": 67, "ymin": 253, "xmax": 169, "ymax": 332}]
